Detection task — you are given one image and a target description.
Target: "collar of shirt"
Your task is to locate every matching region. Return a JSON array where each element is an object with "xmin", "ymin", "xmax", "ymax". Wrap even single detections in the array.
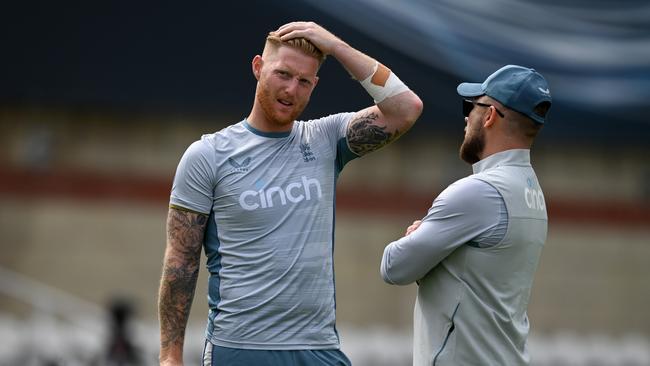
[{"xmin": 472, "ymin": 149, "xmax": 531, "ymax": 174}]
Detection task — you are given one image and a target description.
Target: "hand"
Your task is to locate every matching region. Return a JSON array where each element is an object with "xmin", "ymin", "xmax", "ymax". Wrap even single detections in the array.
[
  {"xmin": 160, "ymin": 360, "xmax": 183, "ymax": 366},
  {"xmin": 159, "ymin": 352, "xmax": 183, "ymax": 366},
  {"xmin": 405, "ymin": 220, "xmax": 421, "ymax": 236},
  {"xmin": 274, "ymin": 21, "xmax": 345, "ymax": 56}
]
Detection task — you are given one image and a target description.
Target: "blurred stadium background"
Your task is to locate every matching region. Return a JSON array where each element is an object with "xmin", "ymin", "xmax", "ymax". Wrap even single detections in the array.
[{"xmin": 1, "ymin": 1, "xmax": 649, "ymax": 365}]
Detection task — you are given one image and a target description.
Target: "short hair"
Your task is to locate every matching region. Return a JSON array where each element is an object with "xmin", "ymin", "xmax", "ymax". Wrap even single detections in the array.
[
  {"xmin": 485, "ymin": 96, "xmax": 544, "ymax": 142},
  {"xmin": 506, "ymin": 106, "xmax": 545, "ymax": 141},
  {"xmin": 265, "ymin": 32, "xmax": 326, "ymax": 66}
]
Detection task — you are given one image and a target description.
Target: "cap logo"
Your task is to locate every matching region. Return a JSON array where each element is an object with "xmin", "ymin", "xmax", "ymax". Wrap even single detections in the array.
[{"xmin": 538, "ymin": 87, "xmax": 550, "ymax": 95}]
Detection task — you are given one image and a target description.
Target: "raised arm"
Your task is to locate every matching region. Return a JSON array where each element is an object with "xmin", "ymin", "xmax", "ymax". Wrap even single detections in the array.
[
  {"xmin": 275, "ymin": 21, "xmax": 423, "ymax": 156},
  {"xmin": 158, "ymin": 207, "xmax": 207, "ymax": 365}
]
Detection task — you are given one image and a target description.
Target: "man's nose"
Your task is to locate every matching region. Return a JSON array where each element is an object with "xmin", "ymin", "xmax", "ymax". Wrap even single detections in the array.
[{"xmin": 284, "ymin": 78, "xmax": 299, "ymax": 95}]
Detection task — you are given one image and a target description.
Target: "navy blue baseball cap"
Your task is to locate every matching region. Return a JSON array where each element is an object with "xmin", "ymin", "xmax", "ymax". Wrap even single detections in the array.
[{"xmin": 457, "ymin": 65, "xmax": 552, "ymax": 124}]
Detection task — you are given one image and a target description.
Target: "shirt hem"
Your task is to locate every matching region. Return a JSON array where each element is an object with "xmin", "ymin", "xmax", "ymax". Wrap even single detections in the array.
[{"xmin": 207, "ymin": 335, "xmax": 340, "ymax": 351}]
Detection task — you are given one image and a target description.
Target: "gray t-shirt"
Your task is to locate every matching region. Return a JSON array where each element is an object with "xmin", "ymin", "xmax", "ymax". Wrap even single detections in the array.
[{"xmin": 170, "ymin": 114, "xmax": 357, "ymax": 350}]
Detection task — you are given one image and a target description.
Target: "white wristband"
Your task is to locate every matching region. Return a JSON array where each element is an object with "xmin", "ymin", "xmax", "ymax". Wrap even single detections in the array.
[{"xmin": 359, "ymin": 61, "xmax": 410, "ymax": 104}]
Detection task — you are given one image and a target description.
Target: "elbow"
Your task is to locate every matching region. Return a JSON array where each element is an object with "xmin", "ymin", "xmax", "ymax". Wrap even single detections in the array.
[
  {"xmin": 380, "ymin": 267, "xmax": 394, "ymax": 285},
  {"xmin": 382, "ymin": 270, "xmax": 415, "ymax": 286},
  {"xmin": 401, "ymin": 92, "xmax": 424, "ymax": 129},
  {"xmin": 411, "ymin": 93, "xmax": 424, "ymax": 120},
  {"xmin": 380, "ymin": 253, "xmax": 416, "ymax": 286},
  {"xmin": 379, "ymin": 91, "xmax": 423, "ymax": 133}
]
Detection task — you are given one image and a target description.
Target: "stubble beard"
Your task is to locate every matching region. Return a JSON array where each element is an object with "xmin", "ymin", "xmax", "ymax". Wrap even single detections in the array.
[
  {"xmin": 256, "ymin": 84, "xmax": 306, "ymax": 128},
  {"xmin": 459, "ymin": 125, "xmax": 485, "ymax": 164}
]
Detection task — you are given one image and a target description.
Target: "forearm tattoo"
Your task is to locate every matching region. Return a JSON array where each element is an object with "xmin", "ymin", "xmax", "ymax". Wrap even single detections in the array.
[
  {"xmin": 158, "ymin": 209, "xmax": 207, "ymax": 351},
  {"xmin": 347, "ymin": 112, "xmax": 400, "ymax": 156}
]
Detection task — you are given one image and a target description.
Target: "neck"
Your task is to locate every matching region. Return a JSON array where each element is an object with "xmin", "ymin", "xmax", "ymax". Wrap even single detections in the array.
[
  {"xmin": 247, "ymin": 103, "xmax": 294, "ymax": 134},
  {"xmin": 479, "ymin": 140, "xmax": 530, "ymax": 161},
  {"xmin": 480, "ymin": 125, "xmax": 532, "ymax": 160}
]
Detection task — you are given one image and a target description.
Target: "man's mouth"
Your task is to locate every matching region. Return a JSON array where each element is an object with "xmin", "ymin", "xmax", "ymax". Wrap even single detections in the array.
[{"xmin": 278, "ymin": 99, "xmax": 293, "ymax": 107}]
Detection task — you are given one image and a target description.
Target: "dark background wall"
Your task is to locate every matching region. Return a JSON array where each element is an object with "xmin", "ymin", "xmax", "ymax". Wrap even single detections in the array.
[{"xmin": 3, "ymin": 0, "xmax": 649, "ymax": 145}]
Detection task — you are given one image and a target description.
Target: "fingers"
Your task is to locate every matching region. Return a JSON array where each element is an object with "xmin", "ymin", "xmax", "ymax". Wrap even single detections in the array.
[
  {"xmin": 272, "ymin": 21, "xmax": 341, "ymax": 56},
  {"xmin": 274, "ymin": 23, "xmax": 293, "ymax": 38},
  {"xmin": 276, "ymin": 21, "xmax": 316, "ymax": 34},
  {"xmin": 404, "ymin": 220, "xmax": 422, "ymax": 236},
  {"xmin": 275, "ymin": 21, "xmax": 316, "ymax": 40}
]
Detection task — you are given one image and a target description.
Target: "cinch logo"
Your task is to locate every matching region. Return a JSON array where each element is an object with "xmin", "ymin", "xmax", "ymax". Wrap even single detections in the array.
[
  {"xmin": 524, "ymin": 178, "xmax": 545, "ymax": 211},
  {"xmin": 239, "ymin": 176, "xmax": 323, "ymax": 211}
]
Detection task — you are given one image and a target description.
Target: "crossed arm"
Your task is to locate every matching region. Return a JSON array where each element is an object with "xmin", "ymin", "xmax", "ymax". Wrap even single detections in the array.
[
  {"xmin": 275, "ymin": 22, "xmax": 423, "ymax": 156},
  {"xmin": 158, "ymin": 207, "xmax": 208, "ymax": 365}
]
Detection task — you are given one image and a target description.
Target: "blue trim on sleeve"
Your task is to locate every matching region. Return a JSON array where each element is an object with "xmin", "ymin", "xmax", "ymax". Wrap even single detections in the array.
[
  {"xmin": 330, "ymin": 160, "xmax": 342, "ymax": 346},
  {"xmin": 204, "ymin": 209, "xmax": 223, "ymax": 339},
  {"xmin": 335, "ymin": 137, "xmax": 360, "ymax": 173}
]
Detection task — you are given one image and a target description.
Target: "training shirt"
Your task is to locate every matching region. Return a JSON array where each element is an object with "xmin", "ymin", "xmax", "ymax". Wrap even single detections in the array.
[
  {"xmin": 381, "ymin": 149, "xmax": 547, "ymax": 365},
  {"xmin": 170, "ymin": 113, "xmax": 358, "ymax": 350},
  {"xmin": 381, "ymin": 180, "xmax": 508, "ymax": 285}
]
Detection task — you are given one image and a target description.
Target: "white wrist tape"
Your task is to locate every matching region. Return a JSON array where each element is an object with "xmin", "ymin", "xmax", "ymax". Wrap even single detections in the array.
[{"xmin": 359, "ymin": 61, "xmax": 410, "ymax": 104}]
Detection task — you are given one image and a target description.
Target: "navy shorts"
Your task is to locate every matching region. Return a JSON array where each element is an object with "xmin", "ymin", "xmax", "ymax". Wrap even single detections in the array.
[{"xmin": 202, "ymin": 341, "xmax": 352, "ymax": 366}]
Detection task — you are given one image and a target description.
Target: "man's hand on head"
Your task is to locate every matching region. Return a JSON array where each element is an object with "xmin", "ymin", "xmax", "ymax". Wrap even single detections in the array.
[{"xmin": 274, "ymin": 21, "xmax": 345, "ymax": 56}]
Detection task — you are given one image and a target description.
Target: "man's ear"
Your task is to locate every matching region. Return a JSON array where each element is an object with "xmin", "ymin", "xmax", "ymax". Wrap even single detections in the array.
[
  {"xmin": 483, "ymin": 106, "xmax": 498, "ymax": 128},
  {"xmin": 252, "ymin": 55, "xmax": 263, "ymax": 81}
]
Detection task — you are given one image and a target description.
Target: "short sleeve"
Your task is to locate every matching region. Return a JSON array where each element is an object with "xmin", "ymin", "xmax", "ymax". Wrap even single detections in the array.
[
  {"xmin": 306, "ymin": 112, "xmax": 358, "ymax": 171},
  {"xmin": 169, "ymin": 139, "xmax": 216, "ymax": 214}
]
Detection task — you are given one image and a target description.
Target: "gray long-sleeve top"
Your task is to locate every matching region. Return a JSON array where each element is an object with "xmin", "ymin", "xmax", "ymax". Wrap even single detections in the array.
[{"xmin": 381, "ymin": 175, "xmax": 508, "ymax": 285}]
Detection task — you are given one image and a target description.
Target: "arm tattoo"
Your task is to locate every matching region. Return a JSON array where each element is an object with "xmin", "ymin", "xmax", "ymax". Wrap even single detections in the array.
[
  {"xmin": 347, "ymin": 112, "xmax": 400, "ymax": 156},
  {"xmin": 158, "ymin": 208, "xmax": 208, "ymax": 352}
]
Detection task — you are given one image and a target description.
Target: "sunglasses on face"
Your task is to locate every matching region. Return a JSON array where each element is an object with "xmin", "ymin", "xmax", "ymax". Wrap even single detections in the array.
[{"xmin": 462, "ymin": 99, "xmax": 505, "ymax": 118}]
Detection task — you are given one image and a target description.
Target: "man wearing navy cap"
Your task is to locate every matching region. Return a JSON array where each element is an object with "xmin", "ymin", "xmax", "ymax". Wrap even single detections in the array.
[{"xmin": 380, "ymin": 65, "xmax": 551, "ymax": 365}]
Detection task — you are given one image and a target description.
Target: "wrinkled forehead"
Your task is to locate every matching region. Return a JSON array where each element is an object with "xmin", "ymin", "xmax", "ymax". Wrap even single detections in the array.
[{"xmin": 263, "ymin": 45, "xmax": 320, "ymax": 77}]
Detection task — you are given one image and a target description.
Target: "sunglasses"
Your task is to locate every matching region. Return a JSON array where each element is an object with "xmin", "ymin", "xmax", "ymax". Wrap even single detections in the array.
[{"xmin": 462, "ymin": 99, "xmax": 504, "ymax": 118}]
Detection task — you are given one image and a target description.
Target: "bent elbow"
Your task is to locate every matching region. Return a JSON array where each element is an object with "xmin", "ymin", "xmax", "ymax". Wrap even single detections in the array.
[
  {"xmin": 381, "ymin": 258, "xmax": 416, "ymax": 286},
  {"xmin": 402, "ymin": 93, "xmax": 424, "ymax": 129},
  {"xmin": 380, "ymin": 267, "xmax": 394, "ymax": 285},
  {"xmin": 382, "ymin": 270, "xmax": 415, "ymax": 286},
  {"xmin": 411, "ymin": 93, "xmax": 424, "ymax": 120}
]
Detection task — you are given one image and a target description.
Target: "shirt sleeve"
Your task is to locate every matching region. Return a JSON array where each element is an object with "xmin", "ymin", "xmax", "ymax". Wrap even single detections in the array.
[
  {"xmin": 380, "ymin": 177, "xmax": 507, "ymax": 285},
  {"xmin": 169, "ymin": 139, "xmax": 216, "ymax": 215},
  {"xmin": 308, "ymin": 112, "xmax": 359, "ymax": 171}
]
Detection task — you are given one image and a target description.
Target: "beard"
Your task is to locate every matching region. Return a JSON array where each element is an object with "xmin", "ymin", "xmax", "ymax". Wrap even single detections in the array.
[
  {"xmin": 459, "ymin": 124, "xmax": 485, "ymax": 164},
  {"xmin": 256, "ymin": 83, "xmax": 307, "ymax": 127}
]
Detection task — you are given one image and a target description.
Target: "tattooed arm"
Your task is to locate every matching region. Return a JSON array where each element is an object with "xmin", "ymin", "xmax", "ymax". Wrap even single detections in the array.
[
  {"xmin": 274, "ymin": 21, "xmax": 423, "ymax": 156},
  {"xmin": 158, "ymin": 207, "xmax": 208, "ymax": 365},
  {"xmin": 346, "ymin": 102, "xmax": 419, "ymax": 156}
]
